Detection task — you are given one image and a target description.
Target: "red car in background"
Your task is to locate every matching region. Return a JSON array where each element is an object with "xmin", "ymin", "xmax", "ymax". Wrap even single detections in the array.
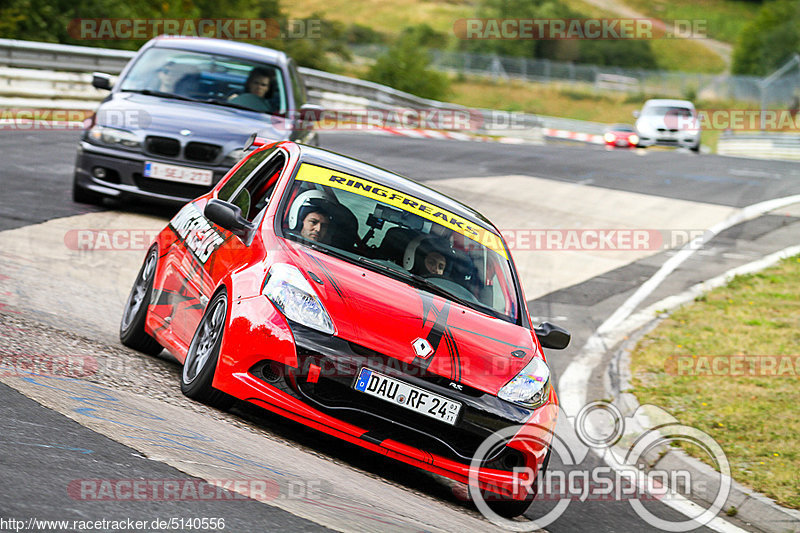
[
  {"xmin": 603, "ymin": 124, "xmax": 640, "ymax": 148},
  {"xmin": 120, "ymin": 140, "xmax": 569, "ymax": 517}
]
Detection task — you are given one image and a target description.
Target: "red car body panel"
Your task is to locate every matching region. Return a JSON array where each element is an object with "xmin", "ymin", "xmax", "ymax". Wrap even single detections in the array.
[{"xmin": 140, "ymin": 141, "xmax": 558, "ymax": 498}]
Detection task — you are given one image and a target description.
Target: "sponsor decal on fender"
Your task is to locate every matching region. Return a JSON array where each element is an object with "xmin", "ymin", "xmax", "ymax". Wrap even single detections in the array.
[
  {"xmin": 170, "ymin": 204, "xmax": 225, "ymax": 263},
  {"xmin": 295, "ymin": 163, "xmax": 508, "ymax": 258}
]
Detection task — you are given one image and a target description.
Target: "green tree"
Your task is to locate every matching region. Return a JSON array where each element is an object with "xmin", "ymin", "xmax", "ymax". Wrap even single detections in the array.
[
  {"xmin": 366, "ymin": 31, "xmax": 449, "ymax": 100},
  {"xmin": 732, "ymin": 0, "xmax": 800, "ymax": 76}
]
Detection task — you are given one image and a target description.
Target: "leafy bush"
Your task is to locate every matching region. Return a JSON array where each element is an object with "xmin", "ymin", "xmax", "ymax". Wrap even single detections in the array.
[
  {"xmin": 732, "ymin": 0, "xmax": 800, "ymax": 76},
  {"xmin": 366, "ymin": 32, "xmax": 449, "ymax": 100}
]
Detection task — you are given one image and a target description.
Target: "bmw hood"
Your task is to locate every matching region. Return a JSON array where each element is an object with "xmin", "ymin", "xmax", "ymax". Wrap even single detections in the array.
[
  {"xmin": 285, "ymin": 243, "xmax": 538, "ymax": 395},
  {"xmin": 95, "ymin": 92, "xmax": 291, "ymax": 145}
]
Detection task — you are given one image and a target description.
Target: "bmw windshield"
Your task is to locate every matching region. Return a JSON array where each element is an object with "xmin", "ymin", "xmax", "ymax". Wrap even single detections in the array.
[
  {"xmin": 118, "ymin": 47, "xmax": 288, "ymax": 114},
  {"xmin": 279, "ymin": 163, "xmax": 521, "ymax": 324}
]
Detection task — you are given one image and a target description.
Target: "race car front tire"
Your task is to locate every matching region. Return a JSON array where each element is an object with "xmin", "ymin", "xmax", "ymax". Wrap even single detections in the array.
[
  {"xmin": 120, "ymin": 247, "xmax": 163, "ymax": 356},
  {"xmin": 180, "ymin": 290, "xmax": 234, "ymax": 409}
]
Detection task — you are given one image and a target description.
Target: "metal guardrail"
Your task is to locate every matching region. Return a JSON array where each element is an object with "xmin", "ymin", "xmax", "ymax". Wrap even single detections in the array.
[
  {"xmin": 717, "ymin": 131, "xmax": 800, "ymax": 161},
  {"xmin": 0, "ymin": 38, "xmax": 543, "ymax": 141}
]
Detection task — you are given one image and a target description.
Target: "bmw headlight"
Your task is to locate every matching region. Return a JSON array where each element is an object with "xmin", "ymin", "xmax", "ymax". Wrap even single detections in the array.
[
  {"xmin": 88, "ymin": 125, "xmax": 140, "ymax": 149},
  {"xmin": 498, "ymin": 357, "xmax": 551, "ymax": 409},
  {"xmin": 263, "ymin": 264, "xmax": 334, "ymax": 334}
]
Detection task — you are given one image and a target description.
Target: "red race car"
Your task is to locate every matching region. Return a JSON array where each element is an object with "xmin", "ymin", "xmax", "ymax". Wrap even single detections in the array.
[
  {"xmin": 120, "ymin": 140, "xmax": 569, "ymax": 517},
  {"xmin": 603, "ymin": 124, "xmax": 640, "ymax": 148}
]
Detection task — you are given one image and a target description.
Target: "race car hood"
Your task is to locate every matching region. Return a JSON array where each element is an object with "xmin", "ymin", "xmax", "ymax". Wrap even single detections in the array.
[
  {"xmin": 285, "ymin": 242, "xmax": 536, "ymax": 395},
  {"xmin": 95, "ymin": 92, "xmax": 291, "ymax": 147}
]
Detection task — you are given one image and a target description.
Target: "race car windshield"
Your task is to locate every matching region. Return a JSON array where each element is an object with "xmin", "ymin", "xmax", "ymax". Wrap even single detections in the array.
[
  {"xmin": 280, "ymin": 163, "xmax": 520, "ymax": 323},
  {"xmin": 118, "ymin": 48, "xmax": 288, "ymax": 115}
]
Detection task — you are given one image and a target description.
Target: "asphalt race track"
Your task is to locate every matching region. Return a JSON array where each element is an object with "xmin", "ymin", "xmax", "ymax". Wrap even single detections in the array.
[{"xmin": 1, "ymin": 129, "xmax": 799, "ymax": 533}]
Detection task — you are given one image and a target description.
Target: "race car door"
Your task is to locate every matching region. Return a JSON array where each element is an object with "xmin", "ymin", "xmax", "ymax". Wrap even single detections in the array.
[{"xmin": 168, "ymin": 147, "xmax": 287, "ymax": 347}]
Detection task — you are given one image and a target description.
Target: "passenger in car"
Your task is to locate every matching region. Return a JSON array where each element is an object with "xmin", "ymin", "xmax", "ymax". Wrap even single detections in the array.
[
  {"xmin": 229, "ymin": 67, "xmax": 275, "ymax": 112},
  {"xmin": 155, "ymin": 62, "xmax": 198, "ymax": 93}
]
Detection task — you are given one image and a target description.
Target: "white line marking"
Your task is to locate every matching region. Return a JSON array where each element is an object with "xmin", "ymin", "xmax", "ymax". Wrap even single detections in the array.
[{"xmin": 558, "ymin": 194, "xmax": 800, "ymax": 530}]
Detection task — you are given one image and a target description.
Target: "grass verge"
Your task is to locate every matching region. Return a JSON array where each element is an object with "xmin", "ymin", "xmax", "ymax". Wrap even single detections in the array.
[
  {"xmin": 629, "ymin": 255, "xmax": 800, "ymax": 509},
  {"xmin": 620, "ymin": 0, "xmax": 760, "ymax": 44}
]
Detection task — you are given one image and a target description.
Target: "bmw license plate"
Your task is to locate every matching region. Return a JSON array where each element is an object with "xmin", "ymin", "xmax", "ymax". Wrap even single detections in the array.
[
  {"xmin": 144, "ymin": 161, "xmax": 213, "ymax": 186},
  {"xmin": 353, "ymin": 368, "xmax": 461, "ymax": 425}
]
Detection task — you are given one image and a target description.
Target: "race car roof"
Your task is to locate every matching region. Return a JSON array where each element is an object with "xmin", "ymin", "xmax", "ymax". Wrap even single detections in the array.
[{"xmin": 295, "ymin": 145, "xmax": 498, "ymax": 233}]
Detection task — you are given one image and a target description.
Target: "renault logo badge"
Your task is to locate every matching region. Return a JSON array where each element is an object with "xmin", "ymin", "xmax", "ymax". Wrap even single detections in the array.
[{"xmin": 412, "ymin": 338, "xmax": 434, "ymax": 359}]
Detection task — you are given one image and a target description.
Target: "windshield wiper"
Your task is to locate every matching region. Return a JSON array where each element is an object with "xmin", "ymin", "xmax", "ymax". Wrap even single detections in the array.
[{"xmin": 121, "ymin": 89, "xmax": 201, "ymax": 103}]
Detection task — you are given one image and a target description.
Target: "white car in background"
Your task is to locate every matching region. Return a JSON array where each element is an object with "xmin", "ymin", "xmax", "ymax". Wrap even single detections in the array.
[{"xmin": 634, "ymin": 99, "xmax": 701, "ymax": 152}]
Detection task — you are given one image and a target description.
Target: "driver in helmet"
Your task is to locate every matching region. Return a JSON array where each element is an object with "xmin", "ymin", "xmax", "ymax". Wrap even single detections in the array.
[
  {"xmin": 299, "ymin": 205, "xmax": 330, "ymax": 242},
  {"xmin": 287, "ymin": 191, "xmax": 335, "ymax": 243}
]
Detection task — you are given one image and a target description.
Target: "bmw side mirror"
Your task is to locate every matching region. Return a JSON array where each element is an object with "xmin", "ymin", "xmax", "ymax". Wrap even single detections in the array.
[
  {"xmin": 204, "ymin": 199, "xmax": 255, "ymax": 237},
  {"xmin": 632, "ymin": 110, "xmax": 640, "ymax": 118},
  {"xmin": 534, "ymin": 321, "xmax": 571, "ymax": 350},
  {"xmin": 92, "ymin": 72, "xmax": 113, "ymax": 90}
]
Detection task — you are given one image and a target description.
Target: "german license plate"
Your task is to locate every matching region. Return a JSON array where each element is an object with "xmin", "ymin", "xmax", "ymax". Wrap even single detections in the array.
[
  {"xmin": 144, "ymin": 161, "xmax": 213, "ymax": 186},
  {"xmin": 353, "ymin": 368, "xmax": 461, "ymax": 425}
]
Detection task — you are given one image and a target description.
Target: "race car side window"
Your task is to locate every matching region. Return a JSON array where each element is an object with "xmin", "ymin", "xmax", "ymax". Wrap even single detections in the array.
[
  {"xmin": 226, "ymin": 151, "xmax": 286, "ymax": 222},
  {"xmin": 240, "ymin": 153, "xmax": 286, "ymax": 221},
  {"xmin": 218, "ymin": 146, "xmax": 278, "ymax": 202}
]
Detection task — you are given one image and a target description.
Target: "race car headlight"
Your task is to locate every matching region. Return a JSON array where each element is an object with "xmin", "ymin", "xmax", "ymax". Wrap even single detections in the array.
[
  {"xmin": 263, "ymin": 264, "xmax": 334, "ymax": 334},
  {"xmin": 603, "ymin": 132, "xmax": 615, "ymax": 143},
  {"xmin": 88, "ymin": 125, "xmax": 140, "ymax": 149},
  {"xmin": 498, "ymin": 357, "xmax": 551, "ymax": 409},
  {"xmin": 629, "ymin": 134, "xmax": 639, "ymax": 145}
]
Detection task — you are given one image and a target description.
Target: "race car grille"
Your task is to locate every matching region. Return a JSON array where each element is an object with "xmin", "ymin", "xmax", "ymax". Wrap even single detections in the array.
[
  {"xmin": 657, "ymin": 128, "xmax": 679, "ymax": 133},
  {"xmin": 297, "ymin": 374, "xmax": 493, "ymax": 460},
  {"xmin": 185, "ymin": 142, "xmax": 221, "ymax": 163},
  {"xmin": 145, "ymin": 136, "xmax": 180, "ymax": 157}
]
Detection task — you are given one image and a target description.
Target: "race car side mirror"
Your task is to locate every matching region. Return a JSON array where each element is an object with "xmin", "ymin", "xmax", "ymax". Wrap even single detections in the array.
[
  {"xmin": 534, "ymin": 321, "xmax": 571, "ymax": 350},
  {"xmin": 205, "ymin": 199, "xmax": 255, "ymax": 238},
  {"xmin": 632, "ymin": 110, "xmax": 640, "ymax": 118}
]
